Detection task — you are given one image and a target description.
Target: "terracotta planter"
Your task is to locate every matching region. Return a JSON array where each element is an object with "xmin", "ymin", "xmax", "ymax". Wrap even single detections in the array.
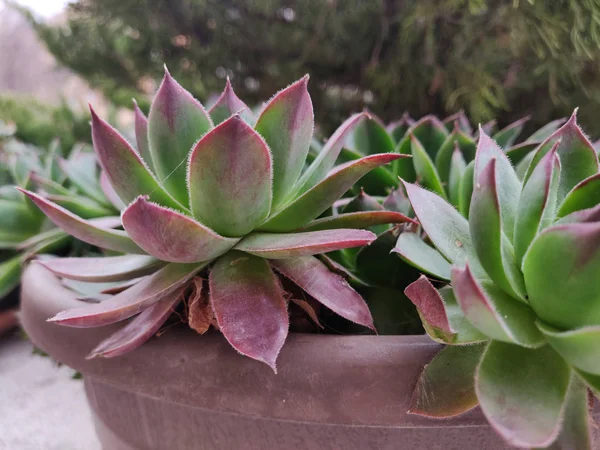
[{"xmin": 22, "ymin": 263, "xmax": 533, "ymax": 449}]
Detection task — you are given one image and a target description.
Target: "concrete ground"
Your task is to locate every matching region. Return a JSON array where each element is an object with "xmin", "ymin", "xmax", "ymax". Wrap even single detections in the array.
[{"xmin": 0, "ymin": 331, "xmax": 101, "ymax": 449}]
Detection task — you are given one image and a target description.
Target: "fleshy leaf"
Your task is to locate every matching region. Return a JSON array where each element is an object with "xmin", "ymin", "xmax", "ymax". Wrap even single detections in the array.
[
  {"xmin": 254, "ymin": 76, "xmax": 313, "ymax": 207},
  {"xmin": 435, "ymin": 128, "xmax": 476, "ymax": 183},
  {"xmin": 537, "ymin": 321, "xmax": 600, "ymax": 375},
  {"xmin": 525, "ymin": 118, "xmax": 566, "ymax": 143},
  {"xmin": 337, "ymin": 147, "xmax": 399, "ymax": 195},
  {"xmin": 505, "ymin": 142, "xmax": 539, "ymax": 165},
  {"xmin": 410, "ymin": 135, "xmax": 446, "ymax": 198},
  {"xmin": 122, "ymin": 196, "xmax": 238, "ymax": 263},
  {"xmin": 210, "ymin": 251, "xmax": 288, "ymax": 371},
  {"xmin": 345, "ymin": 113, "xmax": 395, "ymax": 156},
  {"xmin": 147, "ymin": 67, "xmax": 213, "ymax": 205},
  {"xmin": 469, "ymin": 159, "xmax": 525, "ymax": 300},
  {"xmin": 409, "ymin": 344, "xmax": 485, "ymax": 417},
  {"xmin": 402, "ymin": 181, "xmax": 485, "ymax": 277},
  {"xmin": 458, "ymin": 160, "xmax": 475, "ymax": 217},
  {"xmin": 394, "ymin": 232, "xmax": 451, "ymax": 281},
  {"xmin": 452, "ymin": 265, "xmax": 544, "ymax": 347},
  {"xmin": 50, "ymin": 262, "xmax": 204, "ymax": 327},
  {"xmin": 99, "ymin": 171, "xmax": 126, "ymax": 210},
  {"xmin": 383, "ymin": 187, "xmax": 412, "ymax": 216},
  {"xmin": 0, "ymin": 255, "xmax": 22, "ymax": 299},
  {"xmin": 523, "ymin": 222, "xmax": 600, "ymax": 330},
  {"xmin": 514, "ymin": 144, "xmax": 560, "ymax": 265},
  {"xmin": 19, "ymin": 189, "xmax": 145, "ymax": 254},
  {"xmin": 404, "ymin": 276, "xmax": 453, "ymax": 334},
  {"xmin": 87, "ymin": 288, "xmax": 182, "ymax": 358},
  {"xmin": 260, "ymin": 153, "xmax": 403, "ymax": 232},
  {"xmin": 387, "ymin": 112, "xmax": 415, "ymax": 141},
  {"xmin": 476, "ymin": 342, "xmax": 571, "ymax": 448},
  {"xmin": 299, "ymin": 211, "xmax": 414, "ymax": 232},
  {"xmin": 448, "ymin": 145, "xmax": 467, "ymax": 208},
  {"xmin": 90, "ymin": 106, "xmax": 184, "ymax": 210},
  {"xmin": 524, "ymin": 110, "xmax": 599, "ymax": 203},
  {"xmin": 208, "ymin": 78, "xmax": 252, "ymax": 125},
  {"xmin": 442, "ymin": 111, "xmax": 473, "ymax": 135},
  {"xmin": 187, "ymin": 115, "xmax": 272, "ymax": 237},
  {"xmin": 38, "ymin": 255, "xmax": 162, "ymax": 282},
  {"xmin": 294, "ymin": 112, "xmax": 368, "ymax": 195},
  {"xmin": 235, "ymin": 229, "xmax": 375, "ymax": 259},
  {"xmin": 133, "ymin": 99, "xmax": 152, "ymax": 167},
  {"xmin": 492, "ymin": 116, "xmax": 529, "ymax": 148},
  {"xmin": 436, "ymin": 287, "xmax": 488, "ymax": 344},
  {"xmin": 45, "ymin": 194, "xmax": 114, "ymax": 219},
  {"xmin": 474, "ymin": 129, "xmax": 521, "ymax": 242},
  {"xmin": 515, "ymin": 150, "xmax": 536, "ymax": 181},
  {"xmin": 29, "ymin": 173, "xmax": 71, "ymax": 196},
  {"xmin": 271, "ymin": 255, "xmax": 374, "ymax": 329},
  {"xmin": 59, "ymin": 157, "xmax": 108, "ymax": 206},
  {"xmin": 557, "ymin": 173, "xmax": 600, "ymax": 218}
]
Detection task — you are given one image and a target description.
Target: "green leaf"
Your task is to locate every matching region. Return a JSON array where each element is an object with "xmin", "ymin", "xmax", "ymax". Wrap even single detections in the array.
[
  {"xmin": 259, "ymin": 154, "xmax": 402, "ymax": 232},
  {"xmin": 435, "ymin": 128, "xmax": 476, "ymax": 183},
  {"xmin": 188, "ymin": 115, "xmax": 272, "ymax": 237},
  {"xmin": 524, "ymin": 111, "xmax": 599, "ymax": 204},
  {"xmin": 410, "ymin": 135, "xmax": 446, "ymax": 199},
  {"xmin": 443, "ymin": 110, "xmax": 473, "ymax": 135},
  {"xmin": 458, "ymin": 160, "xmax": 475, "ymax": 217},
  {"xmin": 406, "ymin": 115, "xmax": 449, "ymax": 160},
  {"xmin": 393, "ymin": 232, "xmax": 451, "ymax": 281},
  {"xmin": 505, "ymin": 141, "xmax": 539, "ymax": 165},
  {"xmin": 452, "ymin": 265, "xmax": 544, "ymax": 346},
  {"xmin": 337, "ymin": 147, "xmax": 398, "ymax": 195},
  {"xmin": 409, "ymin": 344, "xmax": 485, "ymax": 417},
  {"xmin": 476, "ymin": 342, "xmax": 571, "ymax": 448},
  {"xmin": 59, "ymin": 157, "xmax": 108, "ymax": 207},
  {"xmin": 448, "ymin": 145, "xmax": 466, "ymax": 209},
  {"xmin": 133, "ymin": 99, "xmax": 152, "ymax": 168},
  {"xmin": 299, "ymin": 210, "xmax": 413, "ymax": 232},
  {"xmin": 148, "ymin": 68, "xmax": 213, "ymax": 205},
  {"xmin": 0, "ymin": 254, "xmax": 22, "ymax": 299},
  {"xmin": 344, "ymin": 113, "xmax": 394, "ymax": 156},
  {"xmin": 537, "ymin": 321, "xmax": 600, "ymax": 375},
  {"xmin": 514, "ymin": 145, "xmax": 560, "ymax": 265},
  {"xmin": 208, "ymin": 78, "xmax": 252, "ymax": 125},
  {"xmin": 387, "ymin": 112, "xmax": 414, "ymax": 142},
  {"xmin": 523, "ymin": 222, "xmax": 600, "ymax": 330},
  {"xmin": 45, "ymin": 194, "xmax": 115, "ymax": 219},
  {"xmin": 403, "ymin": 181, "xmax": 486, "ymax": 277},
  {"xmin": 493, "ymin": 116, "xmax": 529, "ymax": 148},
  {"xmin": 525, "ymin": 118, "xmax": 566, "ymax": 143},
  {"xmin": 557, "ymin": 172, "xmax": 600, "ymax": 218},
  {"xmin": 254, "ymin": 76, "xmax": 313, "ymax": 207},
  {"xmin": 515, "ymin": 149, "xmax": 536, "ymax": 181}
]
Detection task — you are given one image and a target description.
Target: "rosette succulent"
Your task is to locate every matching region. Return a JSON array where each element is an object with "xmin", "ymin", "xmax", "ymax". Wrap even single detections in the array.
[
  {"xmin": 21, "ymin": 69, "xmax": 412, "ymax": 370},
  {"xmin": 401, "ymin": 111, "xmax": 600, "ymax": 448}
]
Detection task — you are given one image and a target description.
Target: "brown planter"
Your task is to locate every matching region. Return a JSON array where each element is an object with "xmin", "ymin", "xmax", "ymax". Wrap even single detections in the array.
[{"xmin": 21, "ymin": 263, "xmax": 532, "ymax": 449}]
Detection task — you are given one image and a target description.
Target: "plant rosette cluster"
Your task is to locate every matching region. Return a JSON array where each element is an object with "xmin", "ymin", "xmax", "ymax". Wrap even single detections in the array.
[
  {"xmin": 21, "ymin": 69, "xmax": 413, "ymax": 370},
  {"xmin": 0, "ymin": 135, "xmax": 120, "ymax": 304},
  {"xmin": 401, "ymin": 111, "xmax": 600, "ymax": 448}
]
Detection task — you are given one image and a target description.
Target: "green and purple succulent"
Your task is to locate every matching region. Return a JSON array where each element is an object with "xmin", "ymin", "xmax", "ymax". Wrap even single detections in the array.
[
  {"xmin": 21, "ymin": 69, "xmax": 413, "ymax": 370},
  {"xmin": 402, "ymin": 111, "xmax": 600, "ymax": 448}
]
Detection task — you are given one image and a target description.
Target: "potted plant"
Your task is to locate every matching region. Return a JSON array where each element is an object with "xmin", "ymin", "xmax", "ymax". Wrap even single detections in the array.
[{"xmin": 20, "ymin": 70, "xmax": 594, "ymax": 448}]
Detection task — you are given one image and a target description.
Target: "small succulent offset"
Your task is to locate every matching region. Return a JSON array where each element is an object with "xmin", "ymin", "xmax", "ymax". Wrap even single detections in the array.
[
  {"xmin": 343, "ymin": 109, "xmax": 565, "ymax": 209},
  {"xmin": 21, "ymin": 69, "xmax": 412, "ymax": 370},
  {"xmin": 402, "ymin": 111, "xmax": 600, "ymax": 448}
]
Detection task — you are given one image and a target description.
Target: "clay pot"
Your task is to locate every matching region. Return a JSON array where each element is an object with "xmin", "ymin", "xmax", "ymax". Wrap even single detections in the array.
[{"xmin": 21, "ymin": 263, "xmax": 524, "ymax": 449}]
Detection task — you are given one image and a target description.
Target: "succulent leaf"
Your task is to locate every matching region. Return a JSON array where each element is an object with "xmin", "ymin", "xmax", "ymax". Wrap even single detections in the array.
[
  {"xmin": 210, "ymin": 251, "xmax": 288, "ymax": 371},
  {"xmin": 394, "ymin": 232, "xmax": 451, "ymax": 281},
  {"xmin": 406, "ymin": 115, "xmax": 449, "ymax": 160},
  {"xmin": 299, "ymin": 210, "xmax": 413, "ymax": 232},
  {"xmin": 525, "ymin": 118, "xmax": 566, "ymax": 143},
  {"xmin": 410, "ymin": 135, "xmax": 446, "ymax": 199},
  {"xmin": 235, "ymin": 229, "xmax": 375, "ymax": 259},
  {"xmin": 402, "ymin": 181, "xmax": 486, "ymax": 278},
  {"xmin": 0, "ymin": 255, "xmax": 22, "ymax": 299},
  {"xmin": 475, "ymin": 342, "xmax": 571, "ymax": 448},
  {"xmin": 254, "ymin": 76, "xmax": 313, "ymax": 207},
  {"xmin": 458, "ymin": 160, "xmax": 475, "ymax": 217},
  {"xmin": 345, "ymin": 113, "xmax": 395, "ymax": 156},
  {"xmin": 387, "ymin": 112, "xmax": 415, "ymax": 141},
  {"xmin": 45, "ymin": 194, "xmax": 114, "ymax": 219},
  {"xmin": 383, "ymin": 187, "xmax": 412, "ymax": 215},
  {"xmin": 122, "ymin": 196, "xmax": 239, "ymax": 263},
  {"xmin": 19, "ymin": 189, "xmax": 145, "ymax": 254},
  {"xmin": 49, "ymin": 262, "xmax": 204, "ymax": 327},
  {"xmin": 452, "ymin": 265, "xmax": 544, "ymax": 347},
  {"xmin": 188, "ymin": 115, "xmax": 272, "ymax": 236},
  {"xmin": 148, "ymin": 67, "xmax": 213, "ymax": 205},
  {"xmin": 505, "ymin": 142, "xmax": 539, "ymax": 165},
  {"xmin": 87, "ymin": 288, "xmax": 182, "ymax": 359},
  {"xmin": 38, "ymin": 255, "xmax": 162, "ymax": 282},
  {"xmin": 90, "ymin": 107, "xmax": 184, "ymax": 210},
  {"xmin": 271, "ymin": 255, "xmax": 374, "ymax": 330},
  {"xmin": 448, "ymin": 145, "xmax": 466, "ymax": 208},
  {"xmin": 492, "ymin": 116, "xmax": 529, "ymax": 148},
  {"xmin": 133, "ymin": 99, "xmax": 152, "ymax": 167},
  {"xmin": 409, "ymin": 344, "xmax": 485, "ymax": 417},
  {"xmin": 59, "ymin": 157, "xmax": 108, "ymax": 207},
  {"xmin": 514, "ymin": 145, "xmax": 560, "ymax": 265},
  {"xmin": 557, "ymin": 173, "xmax": 600, "ymax": 218},
  {"xmin": 260, "ymin": 153, "xmax": 403, "ymax": 232},
  {"xmin": 435, "ymin": 129, "xmax": 476, "ymax": 184},
  {"xmin": 404, "ymin": 275, "xmax": 454, "ymax": 335},
  {"xmin": 469, "ymin": 159, "xmax": 526, "ymax": 300},
  {"xmin": 537, "ymin": 321, "xmax": 600, "ymax": 375},
  {"xmin": 337, "ymin": 147, "xmax": 400, "ymax": 194},
  {"xmin": 99, "ymin": 171, "xmax": 126, "ymax": 210},
  {"xmin": 208, "ymin": 78, "xmax": 252, "ymax": 125},
  {"xmin": 294, "ymin": 112, "xmax": 367, "ymax": 195},
  {"xmin": 523, "ymin": 222, "xmax": 600, "ymax": 329},
  {"xmin": 524, "ymin": 110, "xmax": 598, "ymax": 203}
]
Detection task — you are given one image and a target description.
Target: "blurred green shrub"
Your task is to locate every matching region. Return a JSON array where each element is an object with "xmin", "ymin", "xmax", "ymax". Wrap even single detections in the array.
[{"xmin": 19, "ymin": 0, "xmax": 600, "ymax": 136}]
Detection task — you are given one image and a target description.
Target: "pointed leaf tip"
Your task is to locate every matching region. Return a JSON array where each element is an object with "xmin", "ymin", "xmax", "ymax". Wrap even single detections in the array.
[{"xmin": 404, "ymin": 276, "xmax": 452, "ymax": 334}]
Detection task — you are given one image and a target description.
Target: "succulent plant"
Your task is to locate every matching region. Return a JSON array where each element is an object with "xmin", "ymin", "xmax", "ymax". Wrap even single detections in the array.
[
  {"xmin": 342, "ymin": 110, "xmax": 566, "ymax": 208},
  {"xmin": 401, "ymin": 111, "xmax": 600, "ymax": 448},
  {"xmin": 0, "ymin": 132, "xmax": 121, "ymax": 308},
  {"xmin": 21, "ymin": 69, "xmax": 412, "ymax": 370}
]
